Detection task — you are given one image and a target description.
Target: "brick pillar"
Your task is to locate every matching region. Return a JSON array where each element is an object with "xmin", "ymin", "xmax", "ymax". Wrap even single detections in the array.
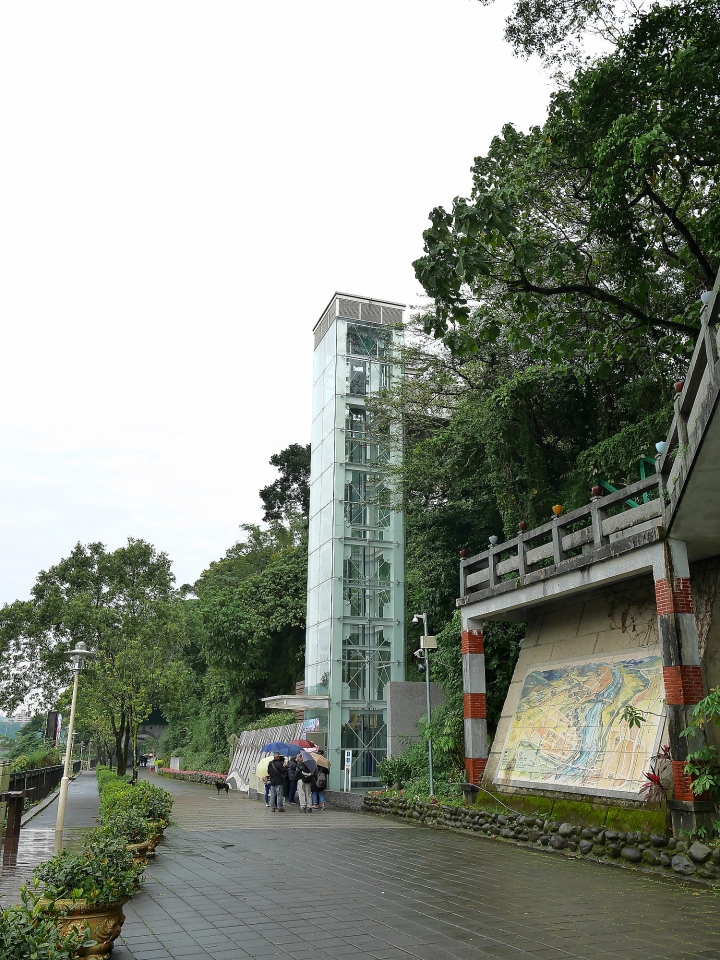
[
  {"xmin": 462, "ymin": 626, "xmax": 488, "ymax": 784},
  {"xmin": 654, "ymin": 540, "xmax": 710, "ymax": 830}
]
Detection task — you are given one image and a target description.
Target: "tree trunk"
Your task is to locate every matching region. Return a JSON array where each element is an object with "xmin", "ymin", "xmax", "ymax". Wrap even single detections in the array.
[
  {"xmin": 115, "ymin": 727, "xmax": 126, "ymax": 776},
  {"xmin": 121, "ymin": 716, "xmax": 132, "ymax": 774},
  {"xmin": 130, "ymin": 712, "xmax": 139, "ymax": 784}
]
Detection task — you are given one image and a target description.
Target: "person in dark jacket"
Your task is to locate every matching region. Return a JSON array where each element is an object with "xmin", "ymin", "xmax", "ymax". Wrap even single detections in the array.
[
  {"xmin": 286, "ymin": 754, "xmax": 300, "ymax": 805},
  {"xmin": 296, "ymin": 758, "xmax": 314, "ymax": 812},
  {"xmin": 267, "ymin": 752, "xmax": 287, "ymax": 811}
]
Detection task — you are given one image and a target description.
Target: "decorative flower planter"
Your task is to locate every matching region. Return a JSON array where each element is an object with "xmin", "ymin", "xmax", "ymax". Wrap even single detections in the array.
[
  {"xmin": 126, "ymin": 840, "xmax": 152, "ymax": 865},
  {"xmin": 146, "ymin": 822, "xmax": 164, "ymax": 852},
  {"xmin": 53, "ymin": 897, "xmax": 128, "ymax": 959}
]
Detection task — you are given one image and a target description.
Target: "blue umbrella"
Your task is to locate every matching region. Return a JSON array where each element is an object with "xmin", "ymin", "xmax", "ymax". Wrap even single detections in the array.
[{"xmin": 260, "ymin": 741, "xmax": 295, "ymax": 755}]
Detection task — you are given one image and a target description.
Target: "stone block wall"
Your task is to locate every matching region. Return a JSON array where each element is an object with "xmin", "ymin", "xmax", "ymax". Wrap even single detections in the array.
[
  {"xmin": 386, "ymin": 681, "xmax": 445, "ymax": 757},
  {"xmin": 362, "ymin": 795, "xmax": 720, "ymax": 884}
]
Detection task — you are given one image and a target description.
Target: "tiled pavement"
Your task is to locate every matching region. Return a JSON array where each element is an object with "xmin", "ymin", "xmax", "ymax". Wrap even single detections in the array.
[
  {"xmin": 0, "ymin": 770, "xmax": 97, "ymax": 905},
  {"xmin": 113, "ymin": 774, "xmax": 720, "ymax": 960}
]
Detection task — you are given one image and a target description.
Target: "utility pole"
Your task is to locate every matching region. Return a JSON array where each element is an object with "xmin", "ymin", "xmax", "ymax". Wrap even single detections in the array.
[{"xmin": 413, "ymin": 613, "xmax": 436, "ymax": 796}]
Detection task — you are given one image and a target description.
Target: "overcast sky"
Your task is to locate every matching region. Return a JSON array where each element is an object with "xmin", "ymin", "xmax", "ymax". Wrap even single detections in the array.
[{"xmin": 0, "ymin": 2, "xmax": 551, "ymax": 605}]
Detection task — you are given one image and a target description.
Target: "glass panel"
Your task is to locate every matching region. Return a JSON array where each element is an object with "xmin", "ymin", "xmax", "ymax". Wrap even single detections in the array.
[
  {"xmin": 313, "ymin": 343, "xmax": 324, "ymax": 384},
  {"xmin": 317, "ymin": 578, "xmax": 332, "ymax": 624},
  {"xmin": 346, "ymin": 323, "xmax": 389, "ymax": 359},
  {"xmin": 341, "ymin": 710, "xmax": 387, "ymax": 787},
  {"xmin": 370, "ymin": 362, "xmax": 391, "ymax": 393},
  {"xmin": 347, "ymin": 359, "xmax": 368, "ymax": 396},
  {"xmin": 343, "ymin": 587, "xmax": 392, "ymax": 619},
  {"xmin": 308, "ymin": 512, "xmax": 319, "ymax": 552},
  {"xmin": 305, "ymin": 623, "xmax": 318, "ymax": 665},
  {"xmin": 308, "ymin": 548, "xmax": 319, "ymax": 590},
  {"xmin": 322, "ymin": 398, "xmax": 335, "ymax": 439},
  {"xmin": 342, "ymin": 544, "xmax": 392, "ymax": 585},
  {"xmin": 344, "ymin": 406, "xmax": 391, "ymax": 465},
  {"xmin": 316, "ymin": 620, "xmax": 331, "ymax": 662},
  {"xmin": 306, "ymin": 660, "xmax": 330, "ymax": 695},
  {"xmin": 320, "ymin": 466, "xmax": 333, "ymax": 510},
  {"xmin": 312, "ymin": 376, "xmax": 322, "ymax": 417},
  {"xmin": 318, "ymin": 541, "xmax": 332, "ymax": 583},
  {"xmin": 320, "ymin": 434, "xmax": 334, "ymax": 475},
  {"xmin": 306, "ymin": 585, "xmax": 318, "ymax": 627},
  {"xmin": 319, "ymin": 502, "xmax": 332, "ymax": 544},
  {"xmin": 311, "ymin": 414, "xmax": 322, "ymax": 454},
  {"xmin": 323, "ymin": 362, "xmax": 335, "ymax": 405},
  {"xmin": 309, "ymin": 478, "xmax": 320, "ymax": 518}
]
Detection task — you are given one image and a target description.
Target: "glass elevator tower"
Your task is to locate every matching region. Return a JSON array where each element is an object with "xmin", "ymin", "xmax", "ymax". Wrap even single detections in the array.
[{"xmin": 305, "ymin": 294, "xmax": 405, "ymax": 790}]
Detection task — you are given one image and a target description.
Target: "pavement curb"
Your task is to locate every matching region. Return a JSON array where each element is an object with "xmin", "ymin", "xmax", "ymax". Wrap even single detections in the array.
[
  {"xmin": 20, "ymin": 772, "xmax": 83, "ymax": 826},
  {"xmin": 20, "ymin": 787, "xmax": 60, "ymax": 825}
]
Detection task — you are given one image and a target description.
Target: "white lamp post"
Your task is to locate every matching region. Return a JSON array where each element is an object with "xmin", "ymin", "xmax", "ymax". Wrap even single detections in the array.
[
  {"xmin": 412, "ymin": 613, "xmax": 437, "ymax": 796},
  {"xmin": 54, "ymin": 641, "xmax": 92, "ymax": 852}
]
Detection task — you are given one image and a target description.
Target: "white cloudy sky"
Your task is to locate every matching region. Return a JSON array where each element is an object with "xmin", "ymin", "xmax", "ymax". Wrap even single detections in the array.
[{"xmin": 0, "ymin": 2, "xmax": 551, "ymax": 605}]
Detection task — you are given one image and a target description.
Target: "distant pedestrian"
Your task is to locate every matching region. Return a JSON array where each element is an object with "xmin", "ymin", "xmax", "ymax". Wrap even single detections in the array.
[
  {"xmin": 267, "ymin": 752, "xmax": 287, "ymax": 812},
  {"xmin": 296, "ymin": 758, "xmax": 314, "ymax": 813},
  {"xmin": 312, "ymin": 751, "xmax": 329, "ymax": 810},
  {"xmin": 286, "ymin": 754, "xmax": 300, "ymax": 805}
]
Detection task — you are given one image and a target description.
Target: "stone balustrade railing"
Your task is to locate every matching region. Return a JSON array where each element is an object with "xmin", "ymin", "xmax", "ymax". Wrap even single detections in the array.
[
  {"xmin": 460, "ymin": 281, "xmax": 720, "ymax": 605},
  {"xmin": 460, "ymin": 474, "xmax": 664, "ymax": 602}
]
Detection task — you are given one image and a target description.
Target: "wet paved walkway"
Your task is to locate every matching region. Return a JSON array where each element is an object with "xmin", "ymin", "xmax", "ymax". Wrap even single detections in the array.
[
  {"xmin": 0, "ymin": 770, "xmax": 98, "ymax": 905},
  {"xmin": 113, "ymin": 774, "xmax": 720, "ymax": 960}
]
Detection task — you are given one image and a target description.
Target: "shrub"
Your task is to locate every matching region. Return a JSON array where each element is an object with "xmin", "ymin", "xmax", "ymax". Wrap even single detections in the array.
[
  {"xmin": 0, "ymin": 883, "xmax": 93, "ymax": 960},
  {"xmin": 9, "ymin": 748, "xmax": 61, "ymax": 773},
  {"xmin": 96, "ymin": 773, "xmax": 173, "ymax": 825},
  {"xmin": 34, "ymin": 838, "xmax": 144, "ymax": 906},
  {"xmin": 97, "ymin": 808, "xmax": 153, "ymax": 845}
]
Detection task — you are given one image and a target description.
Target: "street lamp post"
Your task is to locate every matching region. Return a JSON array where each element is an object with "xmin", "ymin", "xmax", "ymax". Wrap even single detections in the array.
[
  {"xmin": 54, "ymin": 642, "xmax": 92, "ymax": 852},
  {"xmin": 412, "ymin": 613, "xmax": 437, "ymax": 796}
]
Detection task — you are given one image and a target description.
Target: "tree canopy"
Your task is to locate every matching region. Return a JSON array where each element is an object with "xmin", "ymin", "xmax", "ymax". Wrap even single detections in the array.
[
  {"xmin": 415, "ymin": 0, "xmax": 719, "ymax": 375},
  {"xmin": 259, "ymin": 443, "xmax": 311, "ymax": 522},
  {"xmin": 0, "ymin": 539, "xmax": 190, "ymax": 775}
]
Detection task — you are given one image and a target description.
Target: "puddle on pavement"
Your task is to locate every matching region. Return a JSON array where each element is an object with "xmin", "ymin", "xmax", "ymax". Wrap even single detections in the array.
[{"xmin": 0, "ymin": 827, "xmax": 91, "ymax": 906}]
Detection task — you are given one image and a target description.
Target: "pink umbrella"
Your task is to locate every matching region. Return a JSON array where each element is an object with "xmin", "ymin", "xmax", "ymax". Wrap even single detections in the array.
[{"xmin": 289, "ymin": 739, "xmax": 318, "ymax": 750}]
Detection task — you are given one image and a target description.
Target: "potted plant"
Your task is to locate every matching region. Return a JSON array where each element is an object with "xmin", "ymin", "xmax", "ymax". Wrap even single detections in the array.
[
  {"xmin": 98, "ymin": 808, "xmax": 155, "ymax": 863},
  {"xmin": 1, "ymin": 882, "xmax": 93, "ymax": 960},
  {"xmin": 34, "ymin": 837, "xmax": 144, "ymax": 958}
]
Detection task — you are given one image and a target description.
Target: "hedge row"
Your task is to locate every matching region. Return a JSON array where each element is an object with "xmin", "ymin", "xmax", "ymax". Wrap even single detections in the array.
[{"xmin": 156, "ymin": 767, "xmax": 226, "ymax": 785}]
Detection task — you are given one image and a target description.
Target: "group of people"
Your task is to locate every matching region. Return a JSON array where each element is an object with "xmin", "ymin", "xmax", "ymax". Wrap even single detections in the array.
[{"xmin": 263, "ymin": 750, "xmax": 329, "ymax": 813}]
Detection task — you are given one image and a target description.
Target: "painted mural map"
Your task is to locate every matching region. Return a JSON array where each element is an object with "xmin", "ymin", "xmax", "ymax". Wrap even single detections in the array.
[{"xmin": 496, "ymin": 652, "xmax": 663, "ymax": 797}]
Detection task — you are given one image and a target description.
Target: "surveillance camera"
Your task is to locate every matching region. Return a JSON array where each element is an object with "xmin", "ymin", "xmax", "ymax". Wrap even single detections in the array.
[
  {"xmin": 412, "ymin": 614, "xmax": 420, "ymax": 625},
  {"xmin": 413, "ymin": 649, "xmax": 423, "ymax": 659}
]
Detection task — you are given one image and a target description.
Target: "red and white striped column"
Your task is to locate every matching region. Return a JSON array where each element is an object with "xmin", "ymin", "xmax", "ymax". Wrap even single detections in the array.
[
  {"xmin": 462, "ymin": 625, "xmax": 488, "ymax": 784},
  {"xmin": 654, "ymin": 541, "xmax": 706, "ymax": 814}
]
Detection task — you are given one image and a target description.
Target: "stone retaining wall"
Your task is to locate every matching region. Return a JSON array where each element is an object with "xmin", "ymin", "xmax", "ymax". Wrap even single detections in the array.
[
  {"xmin": 325, "ymin": 790, "xmax": 364, "ymax": 810},
  {"xmin": 362, "ymin": 795, "xmax": 720, "ymax": 884}
]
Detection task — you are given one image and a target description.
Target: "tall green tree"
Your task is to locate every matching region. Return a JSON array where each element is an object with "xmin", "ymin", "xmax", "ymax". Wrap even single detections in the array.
[
  {"xmin": 0, "ymin": 539, "xmax": 189, "ymax": 775},
  {"xmin": 259, "ymin": 443, "xmax": 311, "ymax": 522},
  {"xmin": 195, "ymin": 521, "xmax": 307, "ymax": 724},
  {"xmin": 415, "ymin": 0, "xmax": 719, "ymax": 375}
]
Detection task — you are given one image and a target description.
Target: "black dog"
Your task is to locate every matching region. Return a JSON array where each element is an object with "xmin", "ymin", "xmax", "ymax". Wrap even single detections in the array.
[{"xmin": 215, "ymin": 780, "xmax": 229, "ymax": 796}]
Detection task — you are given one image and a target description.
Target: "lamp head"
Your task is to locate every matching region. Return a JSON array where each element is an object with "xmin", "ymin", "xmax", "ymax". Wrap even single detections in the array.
[{"xmin": 67, "ymin": 641, "xmax": 93, "ymax": 672}]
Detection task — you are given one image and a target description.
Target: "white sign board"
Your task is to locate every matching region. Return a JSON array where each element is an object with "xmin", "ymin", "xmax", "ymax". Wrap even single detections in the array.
[{"xmin": 343, "ymin": 749, "xmax": 353, "ymax": 792}]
